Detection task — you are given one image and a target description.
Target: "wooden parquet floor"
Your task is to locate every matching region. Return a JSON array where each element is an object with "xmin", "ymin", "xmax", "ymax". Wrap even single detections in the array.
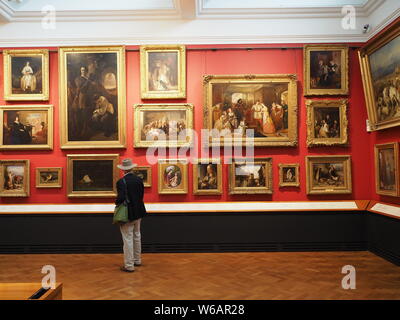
[{"xmin": 0, "ymin": 252, "xmax": 399, "ymax": 300}]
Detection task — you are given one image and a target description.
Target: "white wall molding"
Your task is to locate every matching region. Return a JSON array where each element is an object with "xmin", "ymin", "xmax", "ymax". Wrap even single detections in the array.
[{"xmin": 0, "ymin": 201, "xmax": 359, "ymax": 214}]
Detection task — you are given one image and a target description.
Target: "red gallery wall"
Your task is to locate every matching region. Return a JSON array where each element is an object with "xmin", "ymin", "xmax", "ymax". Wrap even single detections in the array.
[{"xmin": 0, "ymin": 43, "xmax": 374, "ymax": 204}]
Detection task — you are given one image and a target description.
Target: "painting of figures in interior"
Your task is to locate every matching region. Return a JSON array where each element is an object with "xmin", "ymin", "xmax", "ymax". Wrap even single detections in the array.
[
  {"xmin": 229, "ymin": 158, "xmax": 273, "ymax": 194},
  {"xmin": 306, "ymin": 99, "xmax": 348, "ymax": 147},
  {"xmin": 375, "ymin": 142, "xmax": 399, "ymax": 197},
  {"xmin": 59, "ymin": 46, "xmax": 126, "ymax": 148},
  {"xmin": 306, "ymin": 155, "xmax": 352, "ymax": 194},
  {"xmin": 193, "ymin": 159, "xmax": 222, "ymax": 195},
  {"xmin": 3, "ymin": 49, "xmax": 49, "ymax": 101},
  {"xmin": 0, "ymin": 160, "xmax": 30, "ymax": 197},
  {"xmin": 140, "ymin": 45, "xmax": 186, "ymax": 99},
  {"xmin": 359, "ymin": 22, "xmax": 400, "ymax": 130},
  {"xmin": 304, "ymin": 45, "xmax": 348, "ymax": 95},
  {"xmin": 0, "ymin": 105, "xmax": 53, "ymax": 150},
  {"xmin": 67, "ymin": 154, "xmax": 118, "ymax": 198},
  {"xmin": 203, "ymin": 74, "xmax": 297, "ymax": 147},
  {"xmin": 134, "ymin": 104, "xmax": 193, "ymax": 148},
  {"xmin": 158, "ymin": 159, "xmax": 188, "ymax": 194}
]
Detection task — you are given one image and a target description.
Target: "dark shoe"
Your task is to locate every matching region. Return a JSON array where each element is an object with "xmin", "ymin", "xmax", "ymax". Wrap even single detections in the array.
[
  {"xmin": 120, "ymin": 266, "xmax": 134, "ymax": 273},
  {"xmin": 134, "ymin": 263, "xmax": 142, "ymax": 267}
]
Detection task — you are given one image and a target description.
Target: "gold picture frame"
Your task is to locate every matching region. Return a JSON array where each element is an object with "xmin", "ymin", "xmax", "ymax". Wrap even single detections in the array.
[
  {"xmin": 306, "ymin": 155, "xmax": 352, "ymax": 195},
  {"xmin": 304, "ymin": 45, "xmax": 349, "ymax": 96},
  {"xmin": 0, "ymin": 105, "xmax": 53, "ymax": 150},
  {"xmin": 229, "ymin": 158, "xmax": 273, "ymax": 194},
  {"xmin": 359, "ymin": 20, "xmax": 400, "ymax": 131},
  {"xmin": 374, "ymin": 142, "xmax": 399, "ymax": 197},
  {"xmin": 0, "ymin": 159, "xmax": 30, "ymax": 197},
  {"xmin": 3, "ymin": 49, "xmax": 49, "ymax": 101},
  {"xmin": 306, "ymin": 99, "xmax": 348, "ymax": 147},
  {"xmin": 158, "ymin": 159, "xmax": 188, "ymax": 194},
  {"xmin": 140, "ymin": 44, "xmax": 186, "ymax": 99},
  {"xmin": 36, "ymin": 167, "xmax": 62, "ymax": 188},
  {"xmin": 279, "ymin": 163, "xmax": 300, "ymax": 187},
  {"xmin": 203, "ymin": 74, "xmax": 298, "ymax": 147},
  {"xmin": 59, "ymin": 46, "xmax": 126, "ymax": 149},
  {"xmin": 132, "ymin": 166, "xmax": 152, "ymax": 188},
  {"xmin": 67, "ymin": 154, "xmax": 119, "ymax": 198},
  {"xmin": 193, "ymin": 159, "xmax": 223, "ymax": 195},
  {"xmin": 133, "ymin": 103, "xmax": 194, "ymax": 148}
]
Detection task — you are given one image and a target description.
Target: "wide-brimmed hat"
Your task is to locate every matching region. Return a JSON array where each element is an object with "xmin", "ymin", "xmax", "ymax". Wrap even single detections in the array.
[{"xmin": 117, "ymin": 158, "xmax": 137, "ymax": 170}]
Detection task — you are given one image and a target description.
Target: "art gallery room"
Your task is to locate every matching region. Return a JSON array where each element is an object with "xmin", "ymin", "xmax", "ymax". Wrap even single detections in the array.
[{"xmin": 1, "ymin": 0, "xmax": 400, "ymax": 305}]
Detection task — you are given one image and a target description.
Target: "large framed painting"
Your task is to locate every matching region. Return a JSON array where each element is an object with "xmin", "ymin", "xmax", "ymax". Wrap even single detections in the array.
[
  {"xmin": 229, "ymin": 158, "xmax": 273, "ymax": 195},
  {"xmin": 306, "ymin": 99, "xmax": 348, "ymax": 147},
  {"xmin": 374, "ymin": 142, "xmax": 399, "ymax": 197},
  {"xmin": 132, "ymin": 166, "xmax": 152, "ymax": 188},
  {"xmin": 0, "ymin": 159, "xmax": 30, "ymax": 197},
  {"xmin": 133, "ymin": 104, "xmax": 193, "ymax": 148},
  {"xmin": 3, "ymin": 49, "xmax": 49, "ymax": 101},
  {"xmin": 158, "ymin": 159, "xmax": 188, "ymax": 194},
  {"xmin": 193, "ymin": 159, "xmax": 222, "ymax": 195},
  {"xmin": 306, "ymin": 155, "xmax": 352, "ymax": 195},
  {"xmin": 59, "ymin": 46, "xmax": 126, "ymax": 149},
  {"xmin": 278, "ymin": 163, "xmax": 300, "ymax": 188},
  {"xmin": 36, "ymin": 167, "xmax": 62, "ymax": 188},
  {"xmin": 67, "ymin": 154, "xmax": 119, "ymax": 198},
  {"xmin": 140, "ymin": 45, "xmax": 186, "ymax": 99},
  {"xmin": 203, "ymin": 74, "xmax": 298, "ymax": 147},
  {"xmin": 304, "ymin": 45, "xmax": 348, "ymax": 96},
  {"xmin": 0, "ymin": 105, "xmax": 53, "ymax": 150},
  {"xmin": 359, "ymin": 20, "xmax": 400, "ymax": 131}
]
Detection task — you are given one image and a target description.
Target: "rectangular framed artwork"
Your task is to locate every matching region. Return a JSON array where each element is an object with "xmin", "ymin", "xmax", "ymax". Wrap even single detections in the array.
[
  {"xmin": 158, "ymin": 159, "xmax": 188, "ymax": 194},
  {"xmin": 374, "ymin": 142, "xmax": 399, "ymax": 197},
  {"xmin": 59, "ymin": 46, "xmax": 126, "ymax": 149},
  {"xmin": 0, "ymin": 159, "xmax": 30, "ymax": 197},
  {"xmin": 0, "ymin": 105, "xmax": 53, "ymax": 150},
  {"xmin": 193, "ymin": 159, "xmax": 223, "ymax": 195},
  {"xmin": 132, "ymin": 166, "xmax": 152, "ymax": 188},
  {"xmin": 278, "ymin": 163, "xmax": 300, "ymax": 187},
  {"xmin": 36, "ymin": 167, "xmax": 63, "ymax": 188}
]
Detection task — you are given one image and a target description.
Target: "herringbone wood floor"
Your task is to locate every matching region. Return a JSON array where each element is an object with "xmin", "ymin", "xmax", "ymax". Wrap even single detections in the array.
[{"xmin": 0, "ymin": 252, "xmax": 399, "ymax": 300}]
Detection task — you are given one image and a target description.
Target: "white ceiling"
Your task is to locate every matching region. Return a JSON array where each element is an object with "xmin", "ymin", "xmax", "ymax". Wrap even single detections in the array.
[{"xmin": 0, "ymin": 0, "xmax": 399, "ymax": 46}]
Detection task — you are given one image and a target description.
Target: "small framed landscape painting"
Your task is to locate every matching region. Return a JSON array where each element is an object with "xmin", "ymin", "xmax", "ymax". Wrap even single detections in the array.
[
  {"xmin": 36, "ymin": 168, "xmax": 63, "ymax": 188},
  {"xmin": 279, "ymin": 163, "xmax": 300, "ymax": 187},
  {"xmin": 67, "ymin": 154, "xmax": 119, "ymax": 198},
  {"xmin": 374, "ymin": 142, "xmax": 399, "ymax": 197},
  {"xmin": 229, "ymin": 158, "xmax": 273, "ymax": 195},
  {"xmin": 0, "ymin": 159, "xmax": 30, "ymax": 197},
  {"xmin": 306, "ymin": 155, "xmax": 352, "ymax": 195}
]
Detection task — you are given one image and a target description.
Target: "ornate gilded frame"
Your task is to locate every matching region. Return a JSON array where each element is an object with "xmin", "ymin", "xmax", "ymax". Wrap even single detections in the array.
[
  {"xmin": 3, "ymin": 49, "xmax": 49, "ymax": 101},
  {"xmin": 67, "ymin": 154, "xmax": 119, "ymax": 198},
  {"xmin": 278, "ymin": 163, "xmax": 300, "ymax": 187},
  {"xmin": 59, "ymin": 46, "xmax": 126, "ymax": 149},
  {"xmin": 36, "ymin": 167, "xmax": 63, "ymax": 188},
  {"xmin": 193, "ymin": 158, "xmax": 223, "ymax": 195},
  {"xmin": 359, "ymin": 20, "xmax": 400, "ymax": 131},
  {"xmin": 229, "ymin": 158, "xmax": 273, "ymax": 195},
  {"xmin": 132, "ymin": 166, "xmax": 152, "ymax": 188},
  {"xmin": 0, "ymin": 159, "xmax": 30, "ymax": 197},
  {"xmin": 304, "ymin": 45, "xmax": 349, "ymax": 96},
  {"xmin": 306, "ymin": 99, "xmax": 348, "ymax": 147},
  {"xmin": 140, "ymin": 44, "xmax": 186, "ymax": 99},
  {"xmin": 306, "ymin": 155, "xmax": 352, "ymax": 195},
  {"xmin": 374, "ymin": 142, "xmax": 399, "ymax": 197},
  {"xmin": 133, "ymin": 103, "xmax": 194, "ymax": 148},
  {"xmin": 203, "ymin": 74, "xmax": 298, "ymax": 147},
  {"xmin": 0, "ymin": 105, "xmax": 53, "ymax": 150},
  {"xmin": 158, "ymin": 159, "xmax": 188, "ymax": 194}
]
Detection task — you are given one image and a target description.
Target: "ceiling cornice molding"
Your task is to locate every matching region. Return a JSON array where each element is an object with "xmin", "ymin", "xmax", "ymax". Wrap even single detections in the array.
[
  {"xmin": 0, "ymin": 33, "xmax": 370, "ymax": 47},
  {"xmin": 0, "ymin": 1, "xmax": 15, "ymax": 22},
  {"xmin": 367, "ymin": 5, "xmax": 400, "ymax": 40},
  {"xmin": 363, "ymin": 0, "xmax": 386, "ymax": 16}
]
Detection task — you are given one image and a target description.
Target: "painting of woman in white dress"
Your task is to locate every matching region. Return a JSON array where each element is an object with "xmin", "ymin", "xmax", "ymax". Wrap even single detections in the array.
[{"xmin": 11, "ymin": 57, "xmax": 42, "ymax": 94}]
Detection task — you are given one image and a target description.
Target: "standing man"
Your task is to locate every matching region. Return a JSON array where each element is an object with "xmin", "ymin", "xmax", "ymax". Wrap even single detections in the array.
[{"xmin": 116, "ymin": 158, "xmax": 147, "ymax": 273}]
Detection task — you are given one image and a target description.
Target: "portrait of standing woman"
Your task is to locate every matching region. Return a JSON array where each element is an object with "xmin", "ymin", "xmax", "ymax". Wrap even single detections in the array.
[{"xmin": 116, "ymin": 158, "xmax": 147, "ymax": 273}]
